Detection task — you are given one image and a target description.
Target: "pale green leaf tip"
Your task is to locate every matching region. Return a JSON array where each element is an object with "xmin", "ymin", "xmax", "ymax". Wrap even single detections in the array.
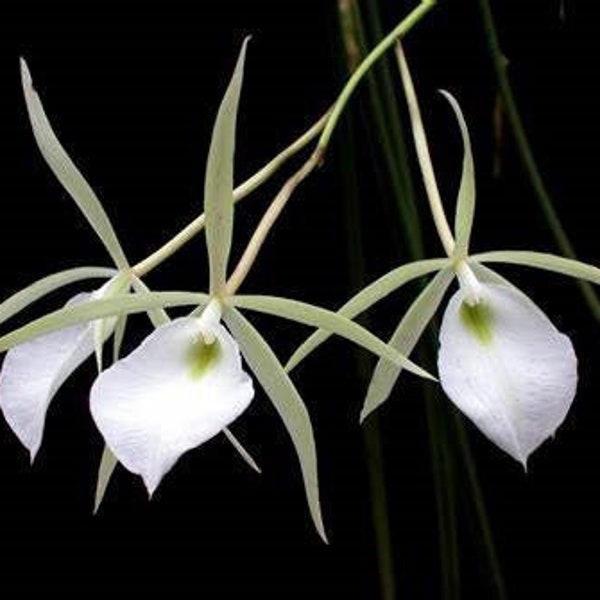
[
  {"xmin": 93, "ymin": 494, "xmax": 102, "ymax": 515},
  {"xmin": 317, "ymin": 522, "xmax": 329, "ymax": 545},
  {"xmin": 359, "ymin": 407, "xmax": 370, "ymax": 425},
  {"xmin": 20, "ymin": 56, "xmax": 32, "ymax": 88}
]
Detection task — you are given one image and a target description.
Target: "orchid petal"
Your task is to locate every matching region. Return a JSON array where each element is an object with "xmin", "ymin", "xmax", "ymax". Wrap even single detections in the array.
[
  {"xmin": 0, "ymin": 266, "xmax": 116, "ymax": 327},
  {"xmin": 205, "ymin": 39, "xmax": 249, "ymax": 293},
  {"xmin": 285, "ymin": 258, "xmax": 448, "ymax": 372},
  {"xmin": 232, "ymin": 294, "xmax": 435, "ymax": 381},
  {"xmin": 438, "ymin": 282, "xmax": 577, "ymax": 465},
  {"xmin": 361, "ymin": 268, "xmax": 454, "ymax": 422},
  {"xmin": 130, "ymin": 277, "xmax": 258, "ymax": 473},
  {"xmin": 440, "ymin": 90, "xmax": 475, "ymax": 257},
  {"xmin": 0, "ymin": 293, "xmax": 95, "ymax": 459},
  {"xmin": 90, "ymin": 317, "xmax": 254, "ymax": 495},
  {"xmin": 20, "ymin": 59, "xmax": 129, "ymax": 271},
  {"xmin": 0, "ymin": 291, "xmax": 210, "ymax": 352},
  {"xmin": 94, "ymin": 446, "xmax": 118, "ymax": 513},
  {"xmin": 472, "ymin": 250, "xmax": 600, "ymax": 285},
  {"xmin": 223, "ymin": 427, "xmax": 261, "ymax": 474},
  {"xmin": 223, "ymin": 306, "xmax": 326, "ymax": 542}
]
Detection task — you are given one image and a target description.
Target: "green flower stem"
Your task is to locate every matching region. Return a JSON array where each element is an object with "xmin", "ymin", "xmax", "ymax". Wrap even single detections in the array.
[
  {"xmin": 224, "ymin": 150, "xmax": 322, "ymax": 296},
  {"xmin": 349, "ymin": 2, "xmax": 505, "ymax": 596},
  {"xmin": 476, "ymin": 0, "xmax": 600, "ymax": 321},
  {"xmin": 131, "ymin": 111, "xmax": 330, "ymax": 278},
  {"xmin": 394, "ymin": 42, "xmax": 455, "ymax": 257},
  {"xmin": 319, "ymin": 0, "xmax": 437, "ymax": 152},
  {"xmin": 133, "ymin": 2, "xmax": 436, "ymax": 288}
]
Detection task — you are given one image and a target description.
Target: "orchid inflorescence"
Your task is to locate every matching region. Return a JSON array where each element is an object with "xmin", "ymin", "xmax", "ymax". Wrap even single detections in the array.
[{"xmin": 1, "ymin": 2, "xmax": 599, "ymax": 542}]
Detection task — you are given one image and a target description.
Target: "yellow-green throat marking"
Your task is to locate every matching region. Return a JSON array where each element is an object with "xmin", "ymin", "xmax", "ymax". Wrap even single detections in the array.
[
  {"xmin": 460, "ymin": 302, "xmax": 494, "ymax": 345},
  {"xmin": 187, "ymin": 339, "xmax": 222, "ymax": 378}
]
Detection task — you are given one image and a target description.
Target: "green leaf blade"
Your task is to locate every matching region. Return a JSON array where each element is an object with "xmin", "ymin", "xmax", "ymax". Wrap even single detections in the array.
[
  {"xmin": 223, "ymin": 306, "xmax": 326, "ymax": 542},
  {"xmin": 20, "ymin": 59, "xmax": 129, "ymax": 271},
  {"xmin": 285, "ymin": 258, "xmax": 448, "ymax": 372},
  {"xmin": 204, "ymin": 39, "xmax": 249, "ymax": 293},
  {"xmin": 362, "ymin": 268, "xmax": 454, "ymax": 422}
]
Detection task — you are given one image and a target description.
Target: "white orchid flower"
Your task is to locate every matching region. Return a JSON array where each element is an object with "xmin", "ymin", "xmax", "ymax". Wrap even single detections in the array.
[
  {"xmin": 1, "ymin": 41, "xmax": 434, "ymax": 541},
  {"xmin": 0, "ymin": 58, "xmax": 135, "ymax": 461},
  {"xmin": 287, "ymin": 44, "xmax": 598, "ymax": 467},
  {"xmin": 0, "ymin": 277, "xmax": 124, "ymax": 460},
  {"xmin": 90, "ymin": 299, "xmax": 254, "ymax": 494}
]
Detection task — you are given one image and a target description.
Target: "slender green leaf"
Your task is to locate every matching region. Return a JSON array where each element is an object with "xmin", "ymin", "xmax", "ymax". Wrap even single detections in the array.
[
  {"xmin": 223, "ymin": 428, "xmax": 261, "ymax": 474},
  {"xmin": 0, "ymin": 291, "xmax": 209, "ymax": 352},
  {"xmin": 285, "ymin": 258, "xmax": 448, "ymax": 372},
  {"xmin": 0, "ymin": 266, "xmax": 116, "ymax": 326},
  {"xmin": 223, "ymin": 306, "xmax": 326, "ymax": 542},
  {"xmin": 362, "ymin": 268, "xmax": 454, "ymax": 422},
  {"xmin": 440, "ymin": 90, "xmax": 475, "ymax": 257},
  {"xmin": 204, "ymin": 39, "xmax": 249, "ymax": 293},
  {"xmin": 20, "ymin": 59, "xmax": 129, "ymax": 271},
  {"xmin": 472, "ymin": 250, "xmax": 600, "ymax": 285},
  {"xmin": 231, "ymin": 295, "xmax": 435, "ymax": 381},
  {"xmin": 94, "ymin": 446, "xmax": 118, "ymax": 513}
]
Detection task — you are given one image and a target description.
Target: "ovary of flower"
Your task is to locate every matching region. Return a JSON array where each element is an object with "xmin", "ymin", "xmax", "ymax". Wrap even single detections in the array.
[
  {"xmin": 0, "ymin": 282, "xmax": 118, "ymax": 460},
  {"xmin": 89, "ymin": 299, "xmax": 254, "ymax": 494}
]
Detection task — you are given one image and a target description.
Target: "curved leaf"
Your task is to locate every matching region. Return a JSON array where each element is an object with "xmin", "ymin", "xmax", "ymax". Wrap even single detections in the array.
[
  {"xmin": 20, "ymin": 59, "xmax": 129, "ymax": 270},
  {"xmin": 223, "ymin": 306, "xmax": 326, "ymax": 542},
  {"xmin": 205, "ymin": 39, "xmax": 249, "ymax": 293},
  {"xmin": 285, "ymin": 258, "xmax": 448, "ymax": 371}
]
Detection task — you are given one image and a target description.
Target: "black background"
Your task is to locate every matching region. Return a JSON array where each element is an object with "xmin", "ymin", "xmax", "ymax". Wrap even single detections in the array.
[{"xmin": 1, "ymin": 1, "xmax": 599, "ymax": 598}]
